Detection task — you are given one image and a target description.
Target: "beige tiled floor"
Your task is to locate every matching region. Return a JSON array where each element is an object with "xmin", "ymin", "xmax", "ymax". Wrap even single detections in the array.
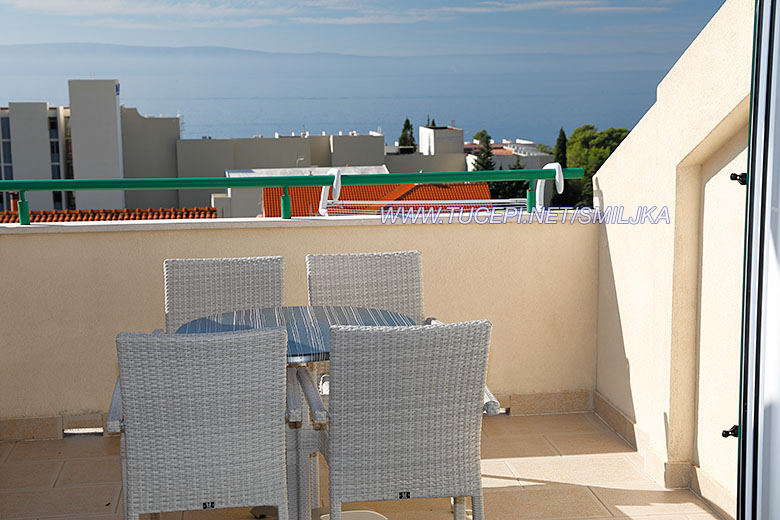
[{"xmin": 0, "ymin": 412, "xmax": 722, "ymax": 520}]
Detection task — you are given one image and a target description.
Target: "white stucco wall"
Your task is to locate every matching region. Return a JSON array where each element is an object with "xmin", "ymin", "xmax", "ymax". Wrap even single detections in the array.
[
  {"xmin": 593, "ymin": 0, "xmax": 752, "ymax": 515},
  {"xmin": 68, "ymin": 80, "xmax": 125, "ymax": 210},
  {"xmin": 8, "ymin": 102, "xmax": 53, "ymax": 211}
]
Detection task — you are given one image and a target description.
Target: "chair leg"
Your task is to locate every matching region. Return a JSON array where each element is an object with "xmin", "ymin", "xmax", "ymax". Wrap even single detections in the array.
[
  {"xmin": 298, "ymin": 435, "xmax": 312, "ymax": 519},
  {"xmin": 285, "ymin": 427, "xmax": 300, "ymax": 520},
  {"xmin": 471, "ymin": 493, "xmax": 484, "ymax": 520},
  {"xmin": 453, "ymin": 496, "xmax": 466, "ymax": 520},
  {"xmin": 120, "ymin": 435, "xmax": 131, "ymax": 520},
  {"xmin": 329, "ymin": 500, "xmax": 341, "ymax": 520},
  {"xmin": 310, "ymin": 454, "xmax": 320, "ymax": 507},
  {"xmin": 277, "ymin": 500, "xmax": 289, "ymax": 520}
]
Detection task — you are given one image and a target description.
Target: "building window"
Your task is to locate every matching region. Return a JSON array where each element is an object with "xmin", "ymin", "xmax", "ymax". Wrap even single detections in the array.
[
  {"xmin": 49, "ymin": 117, "xmax": 58, "ymax": 139},
  {"xmin": 4, "ymin": 165, "xmax": 12, "ymax": 180},
  {"xmin": 2, "ymin": 142, "xmax": 11, "ymax": 163},
  {"xmin": 53, "ymin": 191, "xmax": 63, "ymax": 210},
  {"xmin": 50, "ymin": 141, "xmax": 59, "ymax": 163},
  {"xmin": 51, "ymin": 164, "xmax": 61, "ymax": 179},
  {"xmin": 0, "ymin": 117, "xmax": 9, "ymax": 139}
]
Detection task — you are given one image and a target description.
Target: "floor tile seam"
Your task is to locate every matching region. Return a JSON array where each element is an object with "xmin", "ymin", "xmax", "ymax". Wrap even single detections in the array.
[
  {"xmin": 1, "ymin": 442, "xmax": 18, "ymax": 464},
  {"xmin": 50, "ymin": 460, "xmax": 66, "ymax": 488},
  {"xmin": 584, "ymin": 484, "xmax": 618, "ymax": 518},
  {"xmin": 6, "ymin": 455, "xmax": 120, "ymax": 463},
  {"xmin": 0, "ymin": 483, "xmax": 121, "ymax": 494}
]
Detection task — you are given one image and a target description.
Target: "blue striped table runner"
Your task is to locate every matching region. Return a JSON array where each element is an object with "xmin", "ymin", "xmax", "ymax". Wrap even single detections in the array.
[{"xmin": 177, "ymin": 305, "xmax": 416, "ymax": 363}]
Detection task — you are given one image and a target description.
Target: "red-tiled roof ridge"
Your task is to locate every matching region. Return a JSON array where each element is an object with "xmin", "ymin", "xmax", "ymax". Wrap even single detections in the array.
[
  {"xmin": 263, "ymin": 183, "xmax": 492, "ymax": 217},
  {"xmin": 0, "ymin": 207, "xmax": 216, "ymax": 224}
]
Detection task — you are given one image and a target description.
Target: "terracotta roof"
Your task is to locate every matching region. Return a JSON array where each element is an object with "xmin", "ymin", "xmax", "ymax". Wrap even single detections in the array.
[
  {"xmin": 464, "ymin": 143, "xmax": 519, "ymax": 156},
  {"xmin": 0, "ymin": 207, "xmax": 216, "ymax": 224},
  {"xmin": 491, "ymin": 148, "xmax": 516, "ymax": 156},
  {"xmin": 263, "ymin": 183, "xmax": 491, "ymax": 217}
]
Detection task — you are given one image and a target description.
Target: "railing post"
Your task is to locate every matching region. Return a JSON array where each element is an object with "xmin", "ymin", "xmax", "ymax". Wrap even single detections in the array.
[
  {"xmin": 281, "ymin": 186, "xmax": 292, "ymax": 219},
  {"xmin": 17, "ymin": 191, "xmax": 30, "ymax": 225},
  {"xmin": 526, "ymin": 186, "xmax": 536, "ymax": 213}
]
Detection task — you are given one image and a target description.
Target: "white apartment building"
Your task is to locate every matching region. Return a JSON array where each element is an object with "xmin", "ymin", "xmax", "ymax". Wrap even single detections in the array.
[
  {"xmin": 465, "ymin": 138, "xmax": 554, "ymax": 171},
  {"xmin": 0, "ymin": 103, "xmax": 69, "ymax": 211},
  {"xmin": 2, "ymin": 81, "xmax": 555, "ymax": 211},
  {"xmin": 419, "ymin": 126, "xmax": 464, "ymax": 155},
  {"xmin": 68, "ymin": 80, "xmax": 125, "ymax": 210},
  {"xmin": 0, "ymin": 80, "xmax": 127, "ymax": 211}
]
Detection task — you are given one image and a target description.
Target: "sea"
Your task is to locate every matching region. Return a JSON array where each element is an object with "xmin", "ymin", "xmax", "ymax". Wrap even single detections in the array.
[{"xmin": 0, "ymin": 44, "xmax": 672, "ymax": 147}]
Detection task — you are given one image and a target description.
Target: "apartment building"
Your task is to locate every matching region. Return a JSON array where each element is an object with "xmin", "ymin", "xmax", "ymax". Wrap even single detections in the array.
[
  {"xmin": 0, "ymin": 103, "xmax": 70, "ymax": 211},
  {"xmin": 5, "ymin": 80, "xmax": 560, "ymax": 211},
  {"xmin": 0, "ymin": 80, "xmax": 129, "ymax": 211},
  {"xmin": 465, "ymin": 138, "xmax": 554, "ymax": 171}
]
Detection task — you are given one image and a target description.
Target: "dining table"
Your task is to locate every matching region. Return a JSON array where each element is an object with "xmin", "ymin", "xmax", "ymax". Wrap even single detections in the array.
[
  {"xmin": 176, "ymin": 305, "xmax": 416, "ymax": 362},
  {"xmin": 176, "ymin": 304, "xmax": 417, "ymax": 520}
]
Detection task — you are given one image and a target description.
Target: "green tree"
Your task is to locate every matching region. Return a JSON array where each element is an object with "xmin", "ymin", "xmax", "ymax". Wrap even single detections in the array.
[
  {"xmin": 473, "ymin": 132, "xmax": 495, "ymax": 171},
  {"xmin": 554, "ymin": 128, "xmax": 567, "ymax": 168},
  {"xmin": 473, "ymin": 128, "xmax": 489, "ymax": 143},
  {"xmin": 551, "ymin": 124, "xmax": 629, "ymax": 207},
  {"xmin": 398, "ymin": 118, "xmax": 416, "ymax": 147},
  {"xmin": 431, "ymin": 118, "xmax": 437, "ymax": 127},
  {"xmin": 536, "ymin": 143, "xmax": 553, "ymax": 154},
  {"xmin": 489, "ymin": 155, "xmax": 527, "ymax": 199}
]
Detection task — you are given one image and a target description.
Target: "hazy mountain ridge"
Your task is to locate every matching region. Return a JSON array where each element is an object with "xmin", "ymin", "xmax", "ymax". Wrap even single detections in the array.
[
  {"xmin": 0, "ymin": 42, "xmax": 668, "ymax": 145},
  {"xmin": 0, "ymin": 42, "xmax": 673, "ymax": 73}
]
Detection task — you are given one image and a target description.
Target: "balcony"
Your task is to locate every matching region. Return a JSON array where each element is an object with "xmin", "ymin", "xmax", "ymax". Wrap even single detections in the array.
[
  {"xmin": 0, "ymin": 0, "xmax": 754, "ymax": 518},
  {"xmin": 0, "ymin": 207, "xmax": 734, "ymax": 520}
]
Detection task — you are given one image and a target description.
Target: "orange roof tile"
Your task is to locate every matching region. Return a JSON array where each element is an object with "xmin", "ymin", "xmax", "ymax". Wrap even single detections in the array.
[
  {"xmin": 0, "ymin": 207, "xmax": 216, "ymax": 224},
  {"xmin": 263, "ymin": 183, "xmax": 491, "ymax": 217}
]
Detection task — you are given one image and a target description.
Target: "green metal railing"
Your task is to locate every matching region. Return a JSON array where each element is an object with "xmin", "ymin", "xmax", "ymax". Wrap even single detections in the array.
[{"xmin": 0, "ymin": 168, "xmax": 584, "ymax": 225}]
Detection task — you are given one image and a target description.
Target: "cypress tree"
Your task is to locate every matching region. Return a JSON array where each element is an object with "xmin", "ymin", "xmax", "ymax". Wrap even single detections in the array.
[
  {"xmin": 554, "ymin": 127, "xmax": 567, "ymax": 168},
  {"xmin": 398, "ymin": 118, "xmax": 416, "ymax": 147},
  {"xmin": 473, "ymin": 132, "xmax": 495, "ymax": 171}
]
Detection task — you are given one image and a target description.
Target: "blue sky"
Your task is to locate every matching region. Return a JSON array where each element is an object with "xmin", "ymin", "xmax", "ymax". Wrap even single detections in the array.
[{"xmin": 0, "ymin": 0, "xmax": 725, "ymax": 57}]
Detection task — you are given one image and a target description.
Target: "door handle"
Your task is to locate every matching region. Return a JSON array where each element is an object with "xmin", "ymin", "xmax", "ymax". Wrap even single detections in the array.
[
  {"xmin": 730, "ymin": 173, "xmax": 747, "ymax": 185},
  {"xmin": 722, "ymin": 425, "xmax": 739, "ymax": 438}
]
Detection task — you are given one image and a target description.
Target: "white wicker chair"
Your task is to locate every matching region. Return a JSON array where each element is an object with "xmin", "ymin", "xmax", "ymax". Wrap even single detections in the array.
[
  {"xmin": 305, "ymin": 251, "xmax": 499, "ymax": 415},
  {"xmin": 107, "ymin": 256, "xmax": 287, "ymax": 463},
  {"xmin": 319, "ymin": 321, "xmax": 492, "ymax": 520},
  {"xmin": 164, "ymin": 256, "xmax": 285, "ymax": 333},
  {"xmin": 306, "ymin": 251, "xmax": 424, "ymax": 324},
  {"xmin": 115, "ymin": 329, "xmax": 290, "ymax": 520}
]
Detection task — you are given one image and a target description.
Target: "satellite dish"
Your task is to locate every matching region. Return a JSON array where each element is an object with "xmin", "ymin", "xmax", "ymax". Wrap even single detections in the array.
[{"xmin": 543, "ymin": 162, "xmax": 564, "ymax": 194}]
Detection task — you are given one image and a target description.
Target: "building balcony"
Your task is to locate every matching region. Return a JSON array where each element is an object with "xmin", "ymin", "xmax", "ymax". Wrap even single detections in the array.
[
  {"xmin": 0, "ymin": 0, "xmax": 755, "ymax": 516},
  {"xmin": 0, "ymin": 213, "xmax": 735, "ymax": 520}
]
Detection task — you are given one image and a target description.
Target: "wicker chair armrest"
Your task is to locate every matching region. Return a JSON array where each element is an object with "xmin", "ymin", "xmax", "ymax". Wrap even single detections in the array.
[
  {"xmin": 423, "ymin": 317, "xmax": 442, "ymax": 325},
  {"xmin": 286, "ymin": 366, "xmax": 303, "ymax": 427},
  {"xmin": 106, "ymin": 377, "xmax": 123, "ymax": 433},
  {"xmin": 297, "ymin": 366, "xmax": 329, "ymax": 426},
  {"xmin": 152, "ymin": 328, "xmax": 164, "ymax": 335},
  {"xmin": 483, "ymin": 386, "xmax": 501, "ymax": 416}
]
